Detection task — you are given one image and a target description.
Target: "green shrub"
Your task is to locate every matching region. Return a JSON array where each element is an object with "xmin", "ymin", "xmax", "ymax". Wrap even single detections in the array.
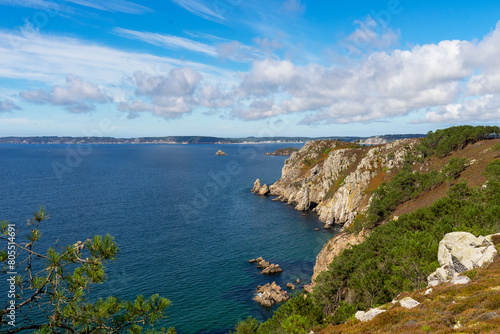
[
  {"xmin": 330, "ymin": 301, "xmax": 357, "ymax": 325},
  {"xmin": 257, "ymin": 294, "xmax": 323, "ymax": 334},
  {"xmin": 416, "ymin": 125, "xmax": 500, "ymax": 158},
  {"xmin": 441, "ymin": 157, "xmax": 468, "ymax": 181},
  {"xmin": 312, "ymin": 160, "xmax": 500, "ymax": 321},
  {"xmin": 231, "ymin": 317, "xmax": 259, "ymax": 334}
]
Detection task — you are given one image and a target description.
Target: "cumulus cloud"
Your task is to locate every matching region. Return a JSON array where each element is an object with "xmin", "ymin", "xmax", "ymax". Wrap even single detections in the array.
[
  {"xmin": 417, "ymin": 95, "xmax": 500, "ymax": 124},
  {"xmin": 131, "ymin": 68, "xmax": 202, "ymax": 118},
  {"xmin": 0, "ymin": 99, "xmax": 21, "ymax": 113},
  {"xmin": 238, "ymin": 58, "xmax": 297, "ymax": 97},
  {"xmin": 20, "ymin": 74, "xmax": 113, "ymax": 113},
  {"xmin": 226, "ymin": 21, "xmax": 500, "ymax": 124}
]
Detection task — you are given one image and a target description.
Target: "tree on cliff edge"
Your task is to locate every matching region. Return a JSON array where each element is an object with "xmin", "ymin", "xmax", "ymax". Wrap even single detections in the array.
[{"xmin": 0, "ymin": 207, "xmax": 175, "ymax": 333}]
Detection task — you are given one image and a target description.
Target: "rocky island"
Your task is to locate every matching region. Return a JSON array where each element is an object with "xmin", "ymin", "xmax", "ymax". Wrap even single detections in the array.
[
  {"xmin": 215, "ymin": 150, "xmax": 227, "ymax": 156},
  {"xmin": 254, "ymin": 282, "xmax": 289, "ymax": 307}
]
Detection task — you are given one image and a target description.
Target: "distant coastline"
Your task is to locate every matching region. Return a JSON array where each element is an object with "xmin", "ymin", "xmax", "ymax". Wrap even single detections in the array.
[{"xmin": 0, "ymin": 134, "xmax": 424, "ymax": 145}]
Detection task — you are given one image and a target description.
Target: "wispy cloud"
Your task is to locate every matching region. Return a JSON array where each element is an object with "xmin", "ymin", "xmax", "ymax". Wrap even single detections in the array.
[
  {"xmin": 280, "ymin": 0, "xmax": 305, "ymax": 14},
  {"xmin": 0, "ymin": 0, "xmax": 151, "ymax": 15},
  {"xmin": 0, "ymin": 30, "xmax": 232, "ymax": 87},
  {"xmin": 170, "ymin": 0, "xmax": 224, "ymax": 22},
  {"xmin": 66, "ymin": 0, "xmax": 151, "ymax": 14},
  {"xmin": 113, "ymin": 27, "xmax": 217, "ymax": 57}
]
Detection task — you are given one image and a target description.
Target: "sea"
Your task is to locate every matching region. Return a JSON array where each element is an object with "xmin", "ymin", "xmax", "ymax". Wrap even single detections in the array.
[{"xmin": 0, "ymin": 143, "xmax": 339, "ymax": 333}]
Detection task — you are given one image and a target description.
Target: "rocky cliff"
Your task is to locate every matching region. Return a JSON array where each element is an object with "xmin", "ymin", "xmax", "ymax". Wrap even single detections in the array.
[{"xmin": 254, "ymin": 139, "xmax": 418, "ymax": 229}]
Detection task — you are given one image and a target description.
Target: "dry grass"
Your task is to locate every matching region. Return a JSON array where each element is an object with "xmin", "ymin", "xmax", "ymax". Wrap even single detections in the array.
[{"xmin": 317, "ymin": 256, "xmax": 500, "ymax": 334}]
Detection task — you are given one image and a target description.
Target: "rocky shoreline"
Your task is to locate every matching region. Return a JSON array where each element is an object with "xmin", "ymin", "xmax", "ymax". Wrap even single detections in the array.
[
  {"xmin": 251, "ymin": 139, "xmax": 418, "ymax": 229},
  {"xmin": 249, "ymin": 139, "xmax": 419, "ymax": 298}
]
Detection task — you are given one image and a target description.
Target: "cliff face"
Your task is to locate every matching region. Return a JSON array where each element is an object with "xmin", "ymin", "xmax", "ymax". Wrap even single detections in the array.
[{"xmin": 267, "ymin": 139, "xmax": 418, "ymax": 228}]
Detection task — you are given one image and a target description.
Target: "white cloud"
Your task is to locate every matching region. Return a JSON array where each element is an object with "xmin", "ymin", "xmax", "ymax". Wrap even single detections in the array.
[
  {"xmin": 66, "ymin": 0, "xmax": 151, "ymax": 14},
  {"xmin": 417, "ymin": 95, "xmax": 500, "ymax": 124},
  {"xmin": 0, "ymin": 99, "xmax": 21, "ymax": 112},
  {"xmin": 1, "ymin": 0, "xmax": 151, "ymax": 15},
  {"xmin": 239, "ymin": 58, "xmax": 297, "ymax": 96},
  {"xmin": 131, "ymin": 68, "xmax": 202, "ymax": 118},
  {"xmin": 336, "ymin": 16, "xmax": 400, "ymax": 58},
  {"xmin": 0, "ymin": 30, "xmax": 232, "ymax": 87},
  {"xmin": 252, "ymin": 37, "xmax": 284, "ymax": 56},
  {"xmin": 280, "ymin": 0, "xmax": 305, "ymax": 14},
  {"xmin": 113, "ymin": 28, "xmax": 218, "ymax": 57},
  {"xmin": 20, "ymin": 74, "xmax": 113, "ymax": 113},
  {"xmin": 170, "ymin": 0, "xmax": 224, "ymax": 22},
  {"xmin": 227, "ymin": 22, "xmax": 500, "ymax": 124}
]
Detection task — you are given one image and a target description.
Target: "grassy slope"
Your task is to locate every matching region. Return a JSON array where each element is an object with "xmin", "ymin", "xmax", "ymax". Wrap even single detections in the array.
[
  {"xmin": 319, "ymin": 256, "xmax": 500, "ymax": 334},
  {"xmin": 394, "ymin": 138, "xmax": 500, "ymax": 217}
]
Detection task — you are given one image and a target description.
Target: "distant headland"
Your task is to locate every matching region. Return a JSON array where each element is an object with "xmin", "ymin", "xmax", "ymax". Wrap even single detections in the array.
[{"xmin": 0, "ymin": 134, "xmax": 424, "ymax": 145}]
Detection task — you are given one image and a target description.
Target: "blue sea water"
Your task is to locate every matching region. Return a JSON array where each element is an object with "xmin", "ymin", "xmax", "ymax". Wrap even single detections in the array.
[{"xmin": 0, "ymin": 143, "xmax": 338, "ymax": 333}]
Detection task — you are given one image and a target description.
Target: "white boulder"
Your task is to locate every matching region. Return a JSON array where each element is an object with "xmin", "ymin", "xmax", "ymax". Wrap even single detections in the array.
[
  {"xmin": 355, "ymin": 307, "xmax": 386, "ymax": 322},
  {"xmin": 427, "ymin": 232, "xmax": 498, "ymax": 287},
  {"xmin": 399, "ymin": 297, "xmax": 420, "ymax": 309}
]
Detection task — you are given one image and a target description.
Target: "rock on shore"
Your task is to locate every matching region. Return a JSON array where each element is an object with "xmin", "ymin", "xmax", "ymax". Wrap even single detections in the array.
[
  {"xmin": 253, "ymin": 139, "xmax": 417, "ymax": 228},
  {"xmin": 251, "ymin": 179, "xmax": 270, "ymax": 196}
]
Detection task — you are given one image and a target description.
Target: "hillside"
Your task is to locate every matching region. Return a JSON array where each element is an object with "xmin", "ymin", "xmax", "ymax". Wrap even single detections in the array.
[
  {"xmin": 238, "ymin": 125, "xmax": 500, "ymax": 334},
  {"xmin": 0, "ymin": 134, "xmax": 423, "ymax": 145},
  {"xmin": 319, "ymin": 255, "xmax": 500, "ymax": 333}
]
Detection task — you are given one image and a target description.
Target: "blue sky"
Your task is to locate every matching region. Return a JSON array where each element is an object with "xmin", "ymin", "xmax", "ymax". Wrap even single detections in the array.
[{"xmin": 0, "ymin": 0, "xmax": 500, "ymax": 138}]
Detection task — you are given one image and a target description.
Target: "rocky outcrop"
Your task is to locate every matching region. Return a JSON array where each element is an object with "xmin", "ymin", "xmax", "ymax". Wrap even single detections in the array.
[
  {"xmin": 311, "ymin": 230, "xmax": 368, "ymax": 283},
  {"xmin": 251, "ymin": 179, "xmax": 261, "ymax": 193},
  {"xmin": 264, "ymin": 147, "xmax": 300, "ymax": 156},
  {"xmin": 427, "ymin": 232, "xmax": 499, "ymax": 287},
  {"xmin": 249, "ymin": 257, "xmax": 283, "ymax": 275},
  {"xmin": 251, "ymin": 179, "xmax": 270, "ymax": 196},
  {"xmin": 254, "ymin": 282, "xmax": 289, "ymax": 307},
  {"xmin": 265, "ymin": 139, "xmax": 417, "ymax": 228},
  {"xmin": 304, "ymin": 230, "xmax": 367, "ymax": 293},
  {"xmin": 215, "ymin": 150, "xmax": 227, "ymax": 156}
]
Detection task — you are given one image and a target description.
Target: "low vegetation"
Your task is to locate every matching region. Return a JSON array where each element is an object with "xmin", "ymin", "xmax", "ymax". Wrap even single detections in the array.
[
  {"xmin": 232, "ymin": 126, "xmax": 500, "ymax": 334},
  {"xmin": 320, "ymin": 256, "xmax": 500, "ymax": 333},
  {"xmin": 416, "ymin": 125, "xmax": 500, "ymax": 158}
]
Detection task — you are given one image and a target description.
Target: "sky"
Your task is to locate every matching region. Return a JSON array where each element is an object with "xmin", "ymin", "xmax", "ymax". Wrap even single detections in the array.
[{"xmin": 0, "ymin": 0, "xmax": 500, "ymax": 138}]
